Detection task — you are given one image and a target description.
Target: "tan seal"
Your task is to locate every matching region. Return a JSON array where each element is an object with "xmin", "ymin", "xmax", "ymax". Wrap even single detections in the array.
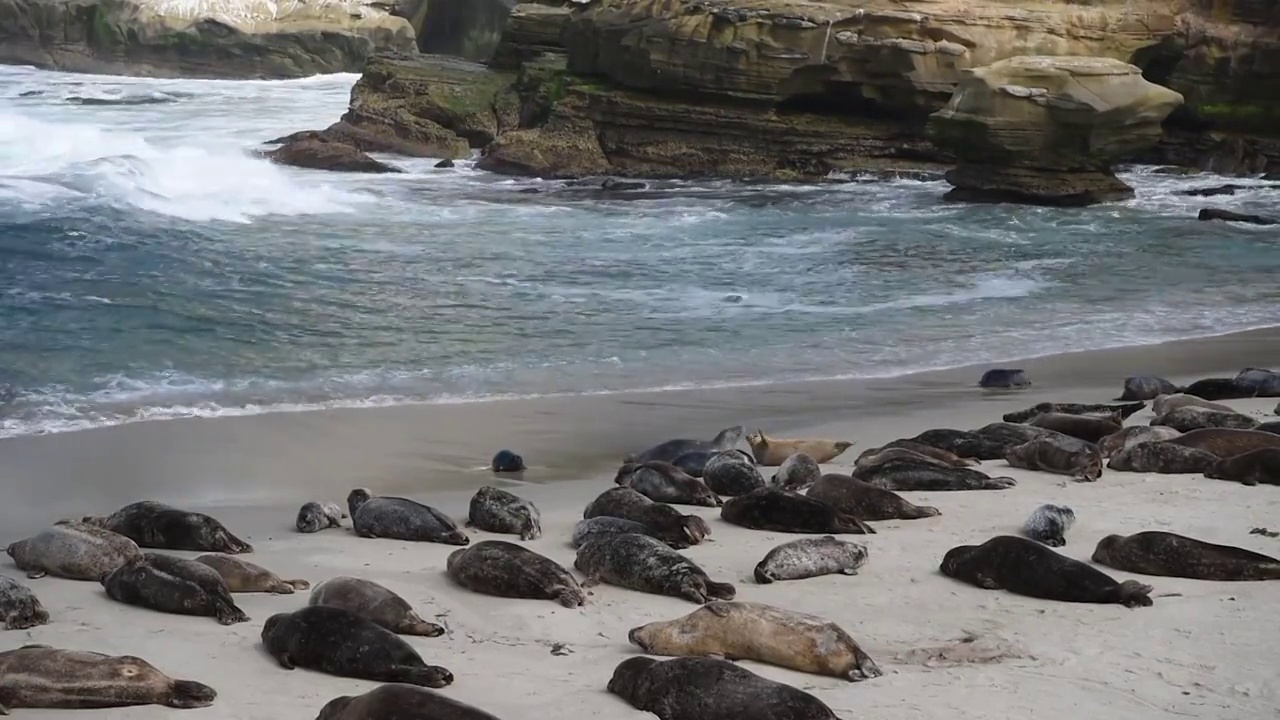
[{"xmin": 745, "ymin": 430, "xmax": 853, "ymax": 466}]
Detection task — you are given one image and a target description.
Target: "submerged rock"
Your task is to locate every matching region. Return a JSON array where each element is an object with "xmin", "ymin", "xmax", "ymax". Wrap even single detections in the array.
[{"xmin": 1198, "ymin": 208, "xmax": 1279, "ymax": 226}]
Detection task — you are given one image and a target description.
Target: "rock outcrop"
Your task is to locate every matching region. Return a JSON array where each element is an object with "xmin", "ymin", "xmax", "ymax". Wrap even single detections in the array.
[
  {"xmin": 415, "ymin": 0, "xmax": 517, "ymax": 61},
  {"xmin": 265, "ymin": 136, "xmax": 403, "ymax": 173},
  {"xmin": 1198, "ymin": 208, "xmax": 1279, "ymax": 226}
]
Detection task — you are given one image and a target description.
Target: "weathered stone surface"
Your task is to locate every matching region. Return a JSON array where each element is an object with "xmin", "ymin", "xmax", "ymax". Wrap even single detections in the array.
[
  {"xmin": 416, "ymin": 0, "xmax": 516, "ymax": 60},
  {"xmin": 489, "ymin": 1, "xmax": 573, "ymax": 69},
  {"xmin": 266, "ymin": 138, "xmax": 403, "ymax": 173}
]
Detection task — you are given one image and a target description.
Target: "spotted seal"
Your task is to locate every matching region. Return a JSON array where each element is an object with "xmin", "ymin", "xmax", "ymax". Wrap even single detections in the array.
[
  {"xmin": 1098, "ymin": 426, "xmax": 1181, "ymax": 458},
  {"xmin": 1165, "ymin": 428, "xmax": 1280, "ymax": 457},
  {"xmin": 1205, "ymin": 447, "xmax": 1280, "ymax": 486},
  {"xmin": 1002, "ymin": 402, "xmax": 1145, "ymax": 424},
  {"xmin": 908, "ymin": 429, "xmax": 1007, "ymax": 460},
  {"xmin": 1092, "ymin": 531, "xmax": 1280, "ymax": 581},
  {"xmin": 721, "ymin": 487, "xmax": 874, "ymax": 534},
  {"xmin": 615, "ymin": 462, "xmax": 721, "ymax": 507},
  {"xmin": 853, "ymin": 460, "xmax": 1016, "ymax": 491},
  {"xmin": 583, "ymin": 487, "xmax": 711, "ymax": 547},
  {"xmin": 1027, "ymin": 412, "xmax": 1122, "ymax": 444},
  {"xmin": 1106, "ymin": 441, "xmax": 1219, "ymax": 473},
  {"xmin": 1022, "ymin": 504, "xmax": 1075, "ymax": 547},
  {"xmin": 1152, "ymin": 393, "xmax": 1234, "ymax": 415},
  {"xmin": 0, "ymin": 646, "xmax": 216, "ymax": 712},
  {"xmin": 81, "ymin": 501, "xmax": 252, "ymax": 554},
  {"xmin": 102, "ymin": 553, "xmax": 249, "ymax": 625},
  {"xmin": 316, "ymin": 684, "xmax": 504, "ymax": 720},
  {"xmin": 447, "ymin": 540, "xmax": 586, "ymax": 607},
  {"xmin": 745, "ymin": 431, "xmax": 853, "ymax": 466},
  {"xmin": 309, "ymin": 576, "xmax": 443, "ymax": 636},
  {"xmin": 859, "ymin": 440, "xmax": 976, "ymax": 467},
  {"xmin": 753, "ymin": 536, "xmax": 868, "ymax": 583},
  {"xmin": 1151, "ymin": 406, "xmax": 1258, "ymax": 432},
  {"xmin": 0, "ymin": 576, "xmax": 49, "ymax": 630},
  {"xmin": 348, "ymin": 488, "xmax": 469, "ymax": 545},
  {"xmin": 1182, "ymin": 377, "xmax": 1256, "ymax": 401},
  {"xmin": 770, "ymin": 453, "xmax": 822, "ymax": 492},
  {"xmin": 1117, "ymin": 376, "xmax": 1179, "ymax": 401},
  {"xmin": 701, "ymin": 450, "xmax": 766, "ymax": 496},
  {"xmin": 296, "ymin": 502, "xmax": 345, "ymax": 533},
  {"xmin": 574, "ymin": 533, "xmax": 735, "ymax": 604},
  {"xmin": 941, "ymin": 535, "xmax": 1153, "ymax": 607},
  {"xmin": 1004, "ymin": 435, "xmax": 1102, "ymax": 481},
  {"xmin": 261, "ymin": 606, "xmax": 453, "ymax": 687},
  {"xmin": 979, "ymin": 368, "xmax": 1030, "ymax": 388},
  {"xmin": 6, "ymin": 522, "xmax": 142, "ymax": 581},
  {"xmin": 627, "ymin": 426, "xmax": 745, "ymax": 464},
  {"xmin": 628, "ymin": 601, "xmax": 882, "ymax": 681},
  {"xmin": 806, "ymin": 473, "xmax": 939, "ymax": 520},
  {"xmin": 571, "ymin": 517, "xmax": 663, "ymax": 548},
  {"xmin": 193, "ymin": 554, "xmax": 309, "ymax": 594},
  {"xmin": 467, "ymin": 486, "xmax": 543, "ymax": 539}
]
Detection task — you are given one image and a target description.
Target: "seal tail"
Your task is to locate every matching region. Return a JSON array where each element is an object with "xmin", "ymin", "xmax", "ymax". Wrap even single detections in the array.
[
  {"xmin": 213, "ymin": 600, "xmax": 250, "ymax": 625},
  {"xmin": 836, "ymin": 514, "xmax": 876, "ymax": 534},
  {"xmin": 1116, "ymin": 580, "xmax": 1154, "ymax": 608},
  {"xmin": 704, "ymin": 579, "xmax": 736, "ymax": 601},
  {"xmin": 848, "ymin": 649, "xmax": 884, "ymax": 681}
]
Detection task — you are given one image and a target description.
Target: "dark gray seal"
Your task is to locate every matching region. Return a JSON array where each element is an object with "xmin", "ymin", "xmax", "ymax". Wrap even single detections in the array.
[
  {"xmin": 261, "ymin": 606, "xmax": 453, "ymax": 687},
  {"xmin": 1152, "ymin": 393, "xmax": 1233, "ymax": 414},
  {"xmin": 1151, "ymin": 406, "xmax": 1258, "ymax": 432},
  {"xmin": 491, "ymin": 449, "xmax": 525, "ymax": 473},
  {"xmin": 574, "ymin": 533, "xmax": 735, "ymax": 604},
  {"xmin": 447, "ymin": 540, "xmax": 586, "ymax": 607},
  {"xmin": 348, "ymin": 488, "xmax": 469, "ymax": 545},
  {"xmin": 979, "ymin": 368, "xmax": 1030, "ymax": 388},
  {"xmin": 296, "ymin": 501, "xmax": 345, "ymax": 533},
  {"xmin": 6, "ymin": 521, "xmax": 142, "ymax": 581},
  {"xmin": 670, "ymin": 450, "xmax": 714, "ymax": 477},
  {"xmin": 721, "ymin": 487, "xmax": 874, "ymax": 534},
  {"xmin": 701, "ymin": 449, "xmax": 766, "ymax": 496},
  {"xmin": 0, "ymin": 576, "xmax": 49, "ymax": 630},
  {"xmin": 909, "ymin": 429, "xmax": 1007, "ymax": 460},
  {"xmin": 309, "ymin": 576, "xmax": 443, "ymax": 636},
  {"xmin": 854, "ymin": 447, "xmax": 955, "ymax": 471},
  {"xmin": 1027, "ymin": 412, "xmax": 1122, "ymax": 444},
  {"xmin": 754, "ymin": 536, "xmax": 868, "ymax": 583},
  {"xmin": 615, "ymin": 462, "xmax": 721, "ymax": 507},
  {"xmin": 1234, "ymin": 367, "xmax": 1280, "ymax": 397},
  {"xmin": 770, "ymin": 453, "xmax": 822, "ymax": 492},
  {"xmin": 627, "ymin": 425, "xmax": 745, "ymax": 464},
  {"xmin": 467, "ymin": 486, "xmax": 542, "ymax": 540},
  {"xmin": 102, "ymin": 553, "xmax": 249, "ymax": 625},
  {"xmin": 1002, "ymin": 401, "xmax": 1145, "ymax": 424},
  {"xmin": 583, "ymin": 487, "xmax": 711, "ymax": 548},
  {"xmin": 0, "ymin": 646, "xmax": 216, "ymax": 712},
  {"xmin": 1107, "ymin": 441, "xmax": 1219, "ymax": 473},
  {"xmin": 1256, "ymin": 421, "xmax": 1280, "ymax": 435},
  {"xmin": 571, "ymin": 517, "xmax": 663, "ymax": 548},
  {"xmin": 1022, "ymin": 504, "xmax": 1075, "ymax": 547},
  {"xmin": 806, "ymin": 473, "xmax": 940, "ymax": 520},
  {"xmin": 1182, "ymin": 377, "xmax": 1256, "ymax": 401},
  {"xmin": 316, "ymin": 684, "xmax": 504, "ymax": 720},
  {"xmin": 940, "ymin": 535, "xmax": 1153, "ymax": 607},
  {"xmin": 1205, "ymin": 447, "xmax": 1280, "ymax": 486},
  {"xmin": 1004, "ymin": 435, "xmax": 1102, "ymax": 481},
  {"xmin": 1093, "ymin": 531, "xmax": 1280, "ymax": 581},
  {"xmin": 81, "ymin": 501, "xmax": 252, "ymax": 554},
  {"xmin": 1098, "ymin": 426, "xmax": 1181, "ymax": 458},
  {"xmin": 853, "ymin": 460, "xmax": 1016, "ymax": 491},
  {"xmin": 1165, "ymin": 428, "xmax": 1280, "ymax": 457},
  {"xmin": 971, "ymin": 421, "xmax": 1055, "ymax": 449},
  {"xmin": 1118, "ymin": 376, "xmax": 1179, "ymax": 401},
  {"xmin": 194, "ymin": 554, "xmax": 309, "ymax": 594},
  {"xmin": 607, "ymin": 656, "xmax": 843, "ymax": 720},
  {"xmin": 859, "ymin": 440, "xmax": 976, "ymax": 467}
]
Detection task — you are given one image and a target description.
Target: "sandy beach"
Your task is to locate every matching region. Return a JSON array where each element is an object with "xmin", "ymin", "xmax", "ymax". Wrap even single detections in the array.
[{"xmin": 3, "ymin": 330, "xmax": 1280, "ymax": 719}]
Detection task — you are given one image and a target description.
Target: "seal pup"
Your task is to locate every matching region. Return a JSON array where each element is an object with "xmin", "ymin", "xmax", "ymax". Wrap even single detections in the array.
[
  {"xmin": 701, "ymin": 449, "xmax": 765, "ymax": 496},
  {"xmin": 754, "ymin": 536, "xmax": 868, "ymax": 583},
  {"xmin": 0, "ymin": 576, "xmax": 49, "ymax": 630},
  {"xmin": 607, "ymin": 656, "xmax": 843, "ymax": 720},
  {"xmin": 1004, "ymin": 436, "xmax": 1102, "ymax": 481},
  {"xmin": 1165, "ymin": 428, "xmax": 1280, "ymax": 457},
  {"xmin": 1205, "ymin": 447, "xmax": 1280, "ymax": 486},
  {"xmin": 296, "ymin": 501, "xmax": 345, "ymax": 533},
  {"xmin": 745, "ymin": 431, "xmax": 853, "ymax": 466},
  {"xmin": 583, "ymin": 487, "xmax": 711, "ymax": 547},
  {"xmin": 1098, "ymin": 426, "xmax": 1181, "ymax": 458},
  {"xmin": 1182, "ymin": 377, "xmax": 1256, "ymax": 401},
  {"xmin": 447, "ymin": 540, "xmax": 585, "ymax": 607},
  {"xmin": 1236, "ymin": 367, "xmax": 1280, "ymax": 397},
  {"xmin": 614, "ymin": 462, "xmax": 721, "ymax": 507},
  {"xmin": 574, "ymin": 533, "xmax": 735, "ymax": 604},
  {"xmin": 721, "ymin": 487, "xmax": 874, "ymax": 534},
  {"xmin": 571, "ymin": 517, "xmax": 663, "ymax": 548},
  {"xmin": 940, "ymin": 535, "xmax": 1154, "ymax": 607},
  {"xmin": 1151, "ymin": 406, "xmax": 1258, "ymax": 432},
  {"xmin": 909, "ymin": 429, "xmax": 1007, "ymax": 460},
  {"xmin": 979, "ymin": 368, "xmax": 1030, "ymax": 388},
  {"xmin": 491, "ymin": 449, "xmax": 525, "ymax": 473},
  {"xmin": 467, "ymin": 486, "xmax": 543, "ymax": 539},
  {"xmin": 6, "ymin": 521, "xmax": 142, "ymax": 581},
  {"xmin": 81, "ymin": 501, "xmax": 252, "ymax": 554},
  {"xmin": 1106, "ymin": 442, "xmax": 1219, "ymax": 474},
  {"xmin": 102, "ymin": 553, "xmax": 249, "ymax": 625},
  {"xmin": 770, "ymin": 452, "xmax": 822, "ymax": 492},
  {"xmin": 1002, "ymin": 402, "xmax": 1145, "ymax": 424},
  {"xmin": 1152, "ymin": 393, "xmax": 1234, "ymax": 415},
  {"xmin": 0, "ymin": 646, "xmax": 216, "ymax": 711},
  {"xmin": 261, "ymin": 606, "xmax": 453, "ymax": 687},
  {"xmin": 348, "ymin": 488, "xmax": 469, "ymax": 545},
  {"xmin": 316, "ymin": 684, "xmax": 504, "ymax": 720},
  {"xmin": 853, "ymin": 460, "xmax": 1016, "ymax": 491},
  {"xmin": 309, "ymin": 576, "xmax": 442, "ymax": 636},
  {"xmin": 1022, "ymin": 505, "xmax": 1075, "ymax": 547},
  {"xmin": 628, "ymin": 601, "xmax": 882, "ymax": 681},
  {"xmin": 194, "ymin": 554, "xmax": 309, "ymax": 594},
  {"xmin": 860, "ymin": 440, "xmax": 977, "ymax": 467},
  {"xmin": 627, "ymin": 426, "xmax": 745, "ymax": 464},
  {"xmin": 1027, "ymin": 412, "xmax": 1122, "ymax": 444},
  {"xmin": 806, "ymin": 473, "xmax": 940, "ymax": 520},
  {"xmin": 1092, "ymin": 532, "xmax": 1280, "ymax": 581},
  {"xmin": 1118, "ymin": 376, "xmax": 1179, "ymax": 401}
]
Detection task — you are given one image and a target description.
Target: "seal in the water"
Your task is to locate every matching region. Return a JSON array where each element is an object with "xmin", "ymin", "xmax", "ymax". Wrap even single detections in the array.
[
  {"xmin": 806, "ymin": 473, "xmax": 940, "ymax": 520},
  {"xmin": 1004, "ymin": 435, "xmax": 1102, "ymax": 481},
  {"xmin": 770, "ymin": 452, "xmax": 822, "ymax": 492},
  {"xmin": 1002, "ymin": 402, "xmax": 1145, "ymax": 424},
  {"xmin": 193, "ymin": 554, "xmax": 309, "ymax": 594},
  {"xmin": 1182, "ymin": 377, "xmax": 1256, "ymax": 401},
  {"xmin": 1022, "ymin": 504, "xmax": 1075, "ymax": 547},
  {"xmin": 628, "ymin": 601, "xmax": 882, "ymax": 681},
  {"xmin": 1027, "ymin": 412, "xmax": 1122, "ymax": 444},
  {"xmin": 102, "ymin": 553, "xmax": 249, "ymax": 625},
  {"xmin": 1106, "ymin": 441, "xmax": 1219, "ymax": 473},
  {"xmin": 745, "ymin": 431, "xmax": 853, "ymax": 466},
  {"xmin": 853, "ymin": 460, "xmax": 1016, "ymax": 491},
  {"xmin": 571, "ymin": 516, "xmax": 663, "ymax": 548},
  {"xmin": 583, "ymin": 487, "xmax": 711, "ymax": 547},
  {"xmin": 81, "ymin": 501, "xmax": 252, "ymax": 554},
  {"xmin": 1118, "ymin": 376, "xmax": 1179, "ymax": 401},
  {"xmin": 979, "ymin": 368, "xmax": 1030, "ymax": 388},
  {"xmin": 296, "ymin": 501, "xmax": 345, "ymax": 533},
  {"xmin": 701, "ymin": 449, "xmax": 765, "ymax": 496},
  {"xmin": 447, "ymin": 540, "xmax": 585, "ymax": 607},
  {"xmin": 1165, "ymin": 428, "xmax": 1280, "ymax": 457},
  {"xmin": 909, "ymin": 429, "xmax": 1007, "ymax": 460},
  {"xmin": 1098, "ymin": 426, "xmax": 1181, "ymax": 458},
  {"xmin": 348, "ymin": 488, "xmax": 469, "ymax": 545},
  {"xmin": 1234, "ymin": 367, "xmax": 1280, "ymax": 397},
  {"xmin": 1152, "ymin": 393, "xmax": 1234, "ymax": 415},
  {"xmin": 1151, "ymin": 406, "xmax": 1258, "ymax": 432},
  {"xmin": 607, "ymin": 656, "xmax": 843, "ymax": 720},
  {"xmin": 316, "ymin": 684, "xmax": 504, "ymax": 720},
  {"xmin": 615, "ymin": 462, "xmax": 721, "ymax": 507},
  {"xmin": 6, "ymin": 521, "xmax": 142, "ymax": 581},
  {"xmin": 574, "ymin": 533, "xmax": 735, "ymax": 604},
  {"xmin": 627, "ymin": 425, "xmax": 745, "ymax": 464},
  {"xmin": 1092, "ymin": 531, "xmax": 1280, "ymax": 581},
  {"xmin": 467, "ymin": 486, "xmax": 543, "ymax": 539},
  {"xmin": 1205, "ymin": 447, "xmax": 1280, "ymax": 486},
  {"xmin": 309, "ymin": 576, "xmax": 443, "ymax": 636},
  {"xmin": 941, "ymin": 535, "xmax": 1153, "ymax": 607},
  {"xmin": 0, "ymin": 576, "xmax": 49, "ymax": 630},
  {"xmin": 721, "ymin": 487, "xmax": 874, "ymax": 534},
  {"xmin": 491, "ymin": 449, "xmax": 525, "ymax": 473},
  {"xmin": 754, "ymin": 536, "xmax": 868, "ymax": 583},
  {"xmin": 261, "ymin": 606, "xmax": 453, "ymax": 687},
  {"xmin": 0, "ymin": 646, "xmax": 216, "ymax": 711}
]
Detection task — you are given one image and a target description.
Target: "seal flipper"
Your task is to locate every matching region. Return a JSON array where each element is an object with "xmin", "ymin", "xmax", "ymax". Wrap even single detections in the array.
[
  {"xmin": 167, "ymin": 680, "xmax": 217, "ymax": 709},
  {"xmin": 273, "ymin": 651, "xmax": 296, "ymax": 670},
  {"xmin": 286, "ymin": 579, "xmax": 310, "ymax": 590},
  {"xmin": 213, "ymin": 599, "xmax": 249, "ymax": 625},
  {"xmin": 385, "ymin": 664, "xmax": 454, "ymax": 689},
  {"xmin": 835, "ymin": 513, "xmax": 875, "ymax": 534},
  {"xmin": 703, "ymin": 579, "xmax": 736, "ymax": 601},
  {"xmin": 1117, "ymin": 580, "xmax": 1154, "ymax": 608}
]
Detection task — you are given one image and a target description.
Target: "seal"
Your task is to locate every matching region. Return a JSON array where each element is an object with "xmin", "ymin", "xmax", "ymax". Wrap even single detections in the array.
[
  {"xmin": 316, "ymin": 684, "xmax": 504, "ymax": 720},
  {"xmin": 1098, "ymin": 426, "xmax": 1181, "ymax": 458},
  {"xmin": 854, "ymin": 447, "xmax": 954, "ymax": 471},
  {"xmin": 670, "ymin": 450, "xmax": 713, "ymax": 477},
  {"xmin": 1027, "ymin": 412, "xmax": 1122, "ymax": 444},
  {"xmin": 193, "ymin": 554, "xmax": 309, "ymax": 594},
  {"xmin": 1022, "ymin": 504, "xmax": 1075, "ymax": 547},
  {"xmin": 574, "ymin": 533, "xmax": 735, "ymax": 604},
  {"xmin": 1256, "ymin": 421, "xmax": 1280, "ymax": 435},
  {"xmin": 6, "ymin": 521, "xmax": 142, "ymax": 581},
  {"xmin": 348, "ymin": 488, "xmax": 469, "ymax": 545},
  {"xmin": 1234, "ymin": 367, "xmax": 1280, "ymax": 397},
  {"xmin": 1106, "ymin": 441, "xmax": 1219, "ymax": 473},
  {"xmin": 1152, "ymin": 393, "xmax": 1234, "ymax": 415},
  {"xmin": 628, "ymin": 425, "xmax": 745, "ymax": 464},
  {"xmin": 606, "ymin": 656, "xmax": 843, "ymax": 720},
  {"xmin": 583, "ymin": 487, "xmax": 711, "ymax": 547},
  {"xmin": 940, "ymin": 535, "xmax": 1154, "ymax": 607},
  {"xmin": 491, "ymin": 449, "xmax": 526, "ymax": 473},
  {"xmin": 1165, "ymin": 428, "xmax": 1280, "ymax": 457},
  {"xmin": 1002, "ymin": 402, "xmax": 1145, "ymax": 424},
  {"xmin": 447, "ymin": 540, "xmax": 586, "ymax": 607},
  {"xmin": 979, "ymin": 368, "xmax": 1030, "ymax": 388},
  {"xmin": 296, "ymin": 501, "xmax": 345, "ymax": 533},
  {"xmin": 853, "ymin": 460, "xmax": 1016, "ymax": 491},
  {"xmin": 701, "ymin": 450, "xmax": 765, "ymax": 496},
  {"xmin": 102, "ymin": 553, "xmax": 249, "ymax": 625},
  {"xmin": 261, "ymin": 606, "xmax": 453, "ymax": 687},
  {"xmin": 1182, "ymin": 377, "xmax": 1256, "ymax": 401},
  {"xmin": 770, "ymin": 452, "xmax": 822, "ymax": 492},
  {"xmin": 1092, "ymin": 531, "xmax": 1280, "ymax": 581},
  {"xmin": 628, "ymin": 601, "xmax": 882, "ymax": 681},
  {"xmin": 1205, "ymin": 447, "xmax": 1280, "ymax": 486},
  {"xmin": 859, "ymin": 440, "xmax": 977, "ymax": 467},
  {"xmin": 806, "ymin": 473, "xmax": 940, "ymax": 520},
  {"xmin": 571, "ymin": 517, "xmax": 664, "ymax": 548},
  {"xmin": 614, "ymin": 462, "xmax": 721, "ymax": 507},
  {"xmin": 745, "ymin": 431, "xmax": 853, "ymax": 466},
  {"xmin": 721, "ymin": 487, "xmax": 874, "ymax": 534},
  {"xmin": 909, "ymin": 429, "xmax": 1007, "ymax": 460},
  {"xmin": 467, "ymin": 486, "xmax": 543, "ymax": 539},
  {"xmin": 971, "ymin": 421, "xmax": 1055, "ymax": 450},
  {"xmin": 0, "ymin": 575, "xmax": 49, "ymax": 630},
  {"xmin": 1004, "ymin": 435, "xmax": 1102, "ymax": 481},
  {"xmin": 81, "ymin": 501, "xmax": 252, "ymax": 554},
  {"xmin": 1117, "ymin": 376, "xmax": 1179, "ymax": 401},
  {"xmin": 1151, "ymin": 406, "xmax": 1258, "ymax": 432},
  {"xmin": 753, "ymin": 536, "xmax": 868, "ymax": 583},
  {"xmin": 0, "ymin": 646, "xmax": 216, "ymax": 712},
  {"xmin": 309, "ymin": 576, "xmax": 443, "ymax": 636}
]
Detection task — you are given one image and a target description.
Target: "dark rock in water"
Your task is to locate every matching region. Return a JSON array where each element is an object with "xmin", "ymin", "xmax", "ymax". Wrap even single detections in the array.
[
  {"xmin": 1118, "ymin": 376, "xmax": 1179, "ymax": 401},
  {"xmin": 1152, "ymin": 166, "xmax": 1200, "ymax": 176},
  {"xmin": 517, "ymin": 187, "xmax": 542, "ymax": 194},
  {"xmin": 17, "ymin": 90, "xmax": 43, "ymax": 97},
  {"xmin": 266, "ymin": 139, "xmax": 402, "ymax": 174},
  {"xmin": 1198, "ymin": 208, "xmax": 1278, "ymax": 225},
  {"xmin": 434, "ymin": 158, "xmax": 456, "ymax": 168},
  {"xmin": 1236, "ymin": 368, "xmax": 1280, "ymax": 397},
  {"xmin": 491, "ymin": 449, "xmax": 525, "ymax": 473},
  {"xmin": 601, "ymin": 178, "xmax": 647, "ymax": 191},
  {"xmin": 1264, "ymin": 171, "xmax": 1280, "ymax": 182},
  {"xmin": 979, "ymin": 368, "xmax": 1031, "ymax": 389},
  {"xmin": 415, "ymin": 0, "xmax": 514, "ymax": 61},
  {"xmin": 1182, "ymin": 377, "xmax": 1257, "ymax": 401},
  {"xmin": 1177, "ymin": 184, "xmax": 1246, "ymax": 197}
]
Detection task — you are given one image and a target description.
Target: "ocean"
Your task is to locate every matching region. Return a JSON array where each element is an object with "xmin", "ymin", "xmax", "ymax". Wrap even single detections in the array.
[{"xmin": 1, "ymin": 64, "xmax": 1278, "ymax": 440}]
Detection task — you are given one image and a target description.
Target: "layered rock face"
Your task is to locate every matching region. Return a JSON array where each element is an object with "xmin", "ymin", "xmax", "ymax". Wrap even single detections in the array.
[{"xmin": 928, "ymin": 56, "xmax": 1184, "ymax": 205}]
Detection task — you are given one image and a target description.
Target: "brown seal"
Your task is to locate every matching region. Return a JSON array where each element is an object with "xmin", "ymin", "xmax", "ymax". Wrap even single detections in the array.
[
  {"xmin": 1092, "ymin": 531, "xmax": 1280, "ymax": 581},
  {"xmin": 316, "ymin": 684, "xmax": 504, "ymax": 720},
  {"xmin": 1106, "ymin": 441, "xmax": 1219, "ymax": 474},
  {"xmin": 0, "ymin": 645, "xmax": 216, "ymax": 712},
  {"xmin": 1152, "ymin": 393, "xmax": 1234, "ymax": 415},
  {"xmin": 1097, "ymin": 426, "xmax": 1181, "ymax": 458},
  {"xmin": 721, "ymin": 487, "xmax": 873, "ymax": 534},
  {"xmin": 745, "ymin": 431, "xmax": 853, "ymax": 466},
  {"xmin": 858, "ymin": 441, "xmax": 976, "ymax": 467},
  {"xmin": 308, "ymin": 576, "xmax": 444, "ymax": 636},
  {"xmin": 1026, "ymin": 412, "xmax": 1122, "ymax": 444},
  {"xmin": 1004, "ymin": 435, "xmax": 1102, "ymax": 481},
  {"xmin": 194, "ymin": 554, "xmax": 309, "ymax": 594},
  {"xmin": 806, "ymin": 473, "xmax": 939, "ymax": 520},
  {"xmin": 614, "ymin": 462, "xmax": 721, "ymax": 507},
  {"xmin": 1165, "ymin": 428, "xmax": 1280, "ymax": 457},
  {"xmin": 1205, "ymin": 447, "xmax": 1280, "ymax": 486}
]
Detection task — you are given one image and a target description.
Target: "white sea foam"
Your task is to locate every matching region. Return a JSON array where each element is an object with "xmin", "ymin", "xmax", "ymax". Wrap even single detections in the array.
[{"xmin": 146, "ymin": 0, "xmax": 387, "ymax": 23}]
